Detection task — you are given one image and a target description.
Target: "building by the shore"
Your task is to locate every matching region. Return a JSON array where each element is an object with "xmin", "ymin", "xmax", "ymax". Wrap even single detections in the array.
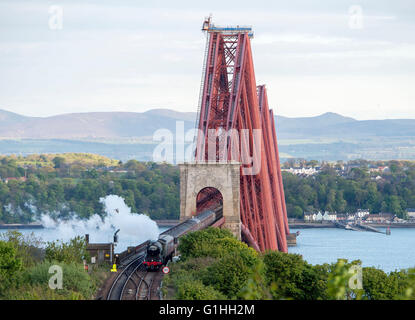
[
  {"xmin": 302, "ymin": 208, "xmax": 415, "ymax": 225},
  {"xmin": 304, "ymin": 209, "xmax": 369, "ymax": 222},
  {"xmin": 364, "ymin": 213, "xmax": 395, "ymax": 223},
  {"xmin": 356, "ymin": 209, "xmax": 370, "ymax": 218},
  {"xmin": 407, "ymin": 208, "xmax": 415, "ymax": 219},
  {"xmin": 282, "ymin": 167, "xmax": 319, "ymax": 176}
]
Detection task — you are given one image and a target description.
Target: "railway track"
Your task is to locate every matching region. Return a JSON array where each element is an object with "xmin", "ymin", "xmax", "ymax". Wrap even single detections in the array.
[
  {"xmin": 106, "ymin": 254, "xmax": 144, "ymax": 300},
  {"xmin": 104, "ymin": 208, "xmax": 223, "ymax": 300},
  {"xmin": 121, "ymin": 264, "xmax": 160, "ymax": 300},
  {"xmin": 135, "ymin": 269, "xmax": 153, "ymax": 300},
  {"xmin": 142, "ymin": 271, "xmax": 163, "ymax": 300},
  {"xmin": 106, "ymin": 254, "xmax": 161, "ymax": 300}
]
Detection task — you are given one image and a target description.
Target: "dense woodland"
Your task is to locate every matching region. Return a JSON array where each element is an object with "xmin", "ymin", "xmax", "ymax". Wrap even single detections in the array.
[
  {"xmin": 0, "ymin": 154, "xmax": 414, "ymax": 224},
  {"xmin": 0, "ymin": 154, "xmax": 179, "ymax": 223},
  {"xmin": 283, "ymin": 160, "xmax": 415, "ymax": 219}
]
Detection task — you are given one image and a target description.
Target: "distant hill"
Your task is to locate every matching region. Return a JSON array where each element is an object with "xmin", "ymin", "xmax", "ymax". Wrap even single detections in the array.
[
  {"xmin": 275, "ymin": 112, "xmax": 415, "ymax": 139},
  {"xmin": 0, "ymin": 108, "xmax": 414, "ymax": 161},
  {"xmin": 0, "ymin": 108, "xmax": 414, "ymax": 140},
  {"xmin": 0, "ymin": 109, "xmax": 195, "ymax": 139},
  {"xmin": 276, "ymin": 112, "xmax": 357, "ymax": 130},
  {"xmin": 0, "ymin": 109, "xmax": 30, "ymax": 125}
]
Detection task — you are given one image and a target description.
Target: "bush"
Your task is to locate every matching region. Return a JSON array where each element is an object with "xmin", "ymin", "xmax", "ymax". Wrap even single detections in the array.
[
  {"xmin": 202, "ymin": 252, "xmax": 254, "ymax": 298},
  {"xmin": 5, "ymin": 284, "xmax": 84, "ymax": 300},
  {"xmin": 363, "ymin": 267, "xmax": 415, "ymax": 300},
  {"xmin": 164, "ymin": 229, "xmax": 415, "ymax": 301},
  {"xmin": 175, "ymin": 228, "xmax": 260, "ymax": 298},
  {"xmin": 0, "ymin": 240, "xmax": 23, "ymax": 295},
  {"xmin": 263, "ymin": 251, "xmax": 327, "ymax": 300},
  {"xmin": 166, "ymin": 228, "xmax": 260, "ymax": 300},
  {"xmin": 45, "ymin": 236, "xmax": 88, "ymax": 264},
  {"xmin": 0, "ymin": 230, "xmax": 44, "ymax": 268},
  {"xmin": 362, "ymin": 267, "xmax": 397, "ymax": 300},
  {"xmin": 178, "ymin": 227, "xmax": 234, "ymax": 259},
  {"xmin": 237, "ymin": 261, "xmax": 272, "ymax": 300},
  {"xmin": 176, "ymin": 279, "xmax": 225, "ymax": 300},
  {"xmin": 163, "ymin": 256, "xmax": 217, "ymax": 299},
  {"xmin": 178, "ymin": 227, "xmax": 258, "ymax": 266},
  {"xmin": 26, "ymin": 261, "xmax": 95, "ymax": 299},
  {"xmin": 400, "ymin": 269, "xmax": 415, "ymax": 299}
]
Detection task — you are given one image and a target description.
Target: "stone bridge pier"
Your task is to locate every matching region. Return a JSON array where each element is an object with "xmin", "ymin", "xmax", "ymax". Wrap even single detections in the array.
[{"xmin": 179, "ymin": 162, "xmax": 241, "ymax": 239}]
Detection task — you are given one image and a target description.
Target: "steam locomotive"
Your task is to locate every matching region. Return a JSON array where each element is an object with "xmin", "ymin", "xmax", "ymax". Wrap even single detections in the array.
[
  {"xmin": 143, "ymin": 207, "xmax": 222, "ymax": 271},
  {"xmin": 143, "ymin": 234, "xmax": 175, "ymax": 270}
]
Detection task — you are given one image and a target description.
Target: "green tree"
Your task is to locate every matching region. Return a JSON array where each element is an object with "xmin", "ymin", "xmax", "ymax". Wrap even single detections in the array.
[
  {"xmin": 362, "ymin": 267, "xmax": 398, "ymax": 300},
  {"xmin": 52, "ymin": 156, "xmax": 66, "ymax": 169},
  {"xmin": 0, "ymin": 231, "xmax": 44, "ymax": 267},
  {"xmin": 202, "ymin": 252, "xmax": 254, "ymax": 298},
  {"xmin": 178, "ymin": 227, "xmax": 235, "ymax": 260},
  {"xmin": 176, "ymin": 279, "xmax": 225, "ymax": 300},
  {"xmin": 326, "ymin": 259, "xmax": 363, "ymax": 300},
  {"xmin": 45, "ymin": 236, "xmax": 88, "ymax": 264},
  {"xmin": 0, "ymin": 240, "xmax": 23, "ymax": 295},
  {"xmin": 263, "ymin": 251, "xmax": 327, "ymax": 300},
  {"xmin": 26, "ymin": 261, "xmax": 95, "ymax": 299}
]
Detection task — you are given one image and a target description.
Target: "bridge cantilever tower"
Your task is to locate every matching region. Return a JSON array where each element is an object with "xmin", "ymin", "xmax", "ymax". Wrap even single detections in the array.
[{"xmin": 192, "ymin": 17, "xmax": 289, "ymax": 252}]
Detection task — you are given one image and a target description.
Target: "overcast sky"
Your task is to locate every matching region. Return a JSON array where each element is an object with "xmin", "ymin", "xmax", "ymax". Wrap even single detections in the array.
[{"xmin": 0, "ymin": 0, "xmax": 414, "ymax": 119}]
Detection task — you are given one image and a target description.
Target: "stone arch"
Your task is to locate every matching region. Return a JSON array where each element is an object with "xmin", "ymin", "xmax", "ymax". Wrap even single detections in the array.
[
  {"xmin": 179, "ymin": 162, "xmax": 241, "ymax": 239},
  {"xmin": 196, "ymin": 186, "xmax": 223, "ymax": 214}
]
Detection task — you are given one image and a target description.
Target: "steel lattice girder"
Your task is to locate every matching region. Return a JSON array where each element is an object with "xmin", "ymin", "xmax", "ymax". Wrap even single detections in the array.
[{"xmin": 195, "ymin": 31, "xmax": 289, "ymax": 252}]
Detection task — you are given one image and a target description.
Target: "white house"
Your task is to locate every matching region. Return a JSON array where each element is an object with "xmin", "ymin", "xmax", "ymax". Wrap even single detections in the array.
[
  {"xmin": 322, "ymin": 211, "xmax": 337, "ymax": 221},
  {"xmin": 407, "ymin": 208, "xmax": 415, "ymax": 219},
  {"xmin": 282, "ymin": 167, "xmax": 318, "ymax": 176},
  {"xmin": 305, "ymin": 211, "xmax": 336, "ymax": 222},
  {"xmin": 346, "ymin": 214, "xmax": 356, "ymax": 221},
  {"xmin": 304, "ymin": 212, "xmax": 316, "ymax": 221},
  {"xmin": 356, "ymin": 209, "xmax": 370, "ymax": 218},
  {"xmin": 315, "ymin": 211, "xmax": 323, "ymax": 221}
]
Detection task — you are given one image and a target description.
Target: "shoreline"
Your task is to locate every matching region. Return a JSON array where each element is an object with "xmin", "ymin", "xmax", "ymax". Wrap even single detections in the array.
[
  {"xmin": 2, "ymin": 221, "xmax": 415, "ymax": 230},
  {"xmin": 289, "ymin": 222, "xmax": 415, "ymax": 229},
  {"xmin": 0, "ymin": 223, "xmax": 44, "ymax": 229}
]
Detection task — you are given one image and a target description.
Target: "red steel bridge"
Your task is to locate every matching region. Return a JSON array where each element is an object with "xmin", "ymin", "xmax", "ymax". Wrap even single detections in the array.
[
  {"xmin": 194, "ymin": 17, "xmax": 289, "ymax": 253},
  {"xmin": 102, "ymin": 18, "xmax": 291, "ymax": 300}
]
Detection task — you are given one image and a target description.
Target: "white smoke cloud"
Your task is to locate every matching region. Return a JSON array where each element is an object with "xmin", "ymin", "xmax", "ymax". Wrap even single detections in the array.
[{"xmin": 39, "ymin": 194, "xmax": 160, "ymax": 250}]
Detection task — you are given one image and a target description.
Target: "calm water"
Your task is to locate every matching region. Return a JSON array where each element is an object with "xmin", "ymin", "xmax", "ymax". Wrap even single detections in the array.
[{"xmin": 289, "ymin": 227, "xmax": 415, "ymax": 272}]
